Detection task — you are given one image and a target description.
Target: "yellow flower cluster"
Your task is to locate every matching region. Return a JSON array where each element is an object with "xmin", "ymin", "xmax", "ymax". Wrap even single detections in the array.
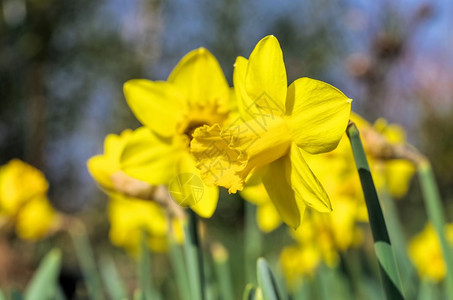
[
  {"xmin": 247, "ymin": 113, "xmax": 415, "ymax": 288},
  {"xmin": 0, "ymin": 159, "xmax": 60, "ymax": 240},
  {"xmin": 88, "ymin": 35, "xmax": 408, "ymax": 259},
  {"xmin": 88, "ymin": 35, "xmax": 353, "ymax": 234}
]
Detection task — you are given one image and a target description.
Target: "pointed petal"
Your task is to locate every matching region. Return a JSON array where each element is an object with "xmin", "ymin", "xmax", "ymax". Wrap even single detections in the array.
[
  {"xmin": 169, "ymin": 153, "xmax": 218, "ymax": 218},
  {"xmin": 123, "ymin": 79, "xmax": 187, "ymax": 137},
  {"xmin": 233, "ymin": 56, "xmax": 255, "ymax": 120},
  {"xmin": 286, "ymin": 77, "xmax": 351, "ymax": 154},
  {"xmin": 289, "ymin": 144, "xmax": 332, "ymax": 212},
  {"xmin": 261, "ymin": 155, "xmax": 305, "ymax": 229},
  {"xmin": 120, "ymin": 127, "xmax": 183, "ymax": 185},
  {"xmin": 168, "ymin": 48, "xmax": 229, "ymax": 109},
  {"xmin": 245, "ymin": 36, "xmax": 287, "ymax": 117}
]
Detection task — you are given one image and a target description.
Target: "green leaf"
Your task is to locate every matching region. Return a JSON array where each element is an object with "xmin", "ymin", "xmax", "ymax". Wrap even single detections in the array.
[
  {"xmin": 243, "ymin": 284, "xmax": 256, "ymax": 300},
  {"xmin": 24, "ymin": 248, "xmax": 62, "ymax": 300},
  {"xmin": 99, "ymin": 256, "xmax": 127, "ymax": 300},
  {"xmin": 256, "ymin": 258, "xmax": 281, "ymax": 300}
]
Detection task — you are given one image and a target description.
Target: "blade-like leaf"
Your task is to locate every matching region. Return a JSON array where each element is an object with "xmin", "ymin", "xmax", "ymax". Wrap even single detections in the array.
[{"xmin": 24, "ymin": 249, "xmax": 62, "ymax": 300}]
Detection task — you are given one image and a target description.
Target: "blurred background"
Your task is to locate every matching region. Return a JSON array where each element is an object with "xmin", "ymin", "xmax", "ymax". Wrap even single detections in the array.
[{"xmin": 1, "ymin": 0, "xmax": 453, "ymax": 297}]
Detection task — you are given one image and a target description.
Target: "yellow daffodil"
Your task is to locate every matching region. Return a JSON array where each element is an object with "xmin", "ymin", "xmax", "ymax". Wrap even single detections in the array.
[
  {"xmin": 87, "ymin": 130, "xmax": 184, "ymax": 253},
  {"xmin": 87, "ymin": 129, "xmax": 133, "ymax": 192},
  {"xmin": 108, "ymin": 194, "xmax": 169, "ymax": 254},
  {"xmin": 15, "ymin": 195, "xmax": 60, "ymax": 241},
  {"xmin": 280, "ymin": 244, "xmax": 321, "ymax": 291},
  {"xmin": 371, "ymin": 118, "xmax": 416, "ymax": 198},
  {"xmin": 0, "ymin": 159, "xmax": 60, "ymax": 240},
  {"xmin": 120, "ymin": 48, "xmax": 233, "ymax": 218},
  {"xmin": 408, "ymin": 223, "xmax": 453, "ymax": 282},
  {"xmin": 191, "ymin": 36, "xmax": 352, "ymax": 228},
  {"xmin": 0, "ymin": 159, "xmax": 48, "ymax": 215}
]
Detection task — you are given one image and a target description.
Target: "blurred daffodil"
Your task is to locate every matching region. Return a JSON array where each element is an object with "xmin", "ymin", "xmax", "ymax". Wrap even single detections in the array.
[
  {"xmin": 88, "ymin": 130, "xmax": 183, "ymax": 253},
  {"xmin": 371, "ymin": 118, "xmax": 416, "ymax": 198},
  {"xmin": 109, "ymin": 194, "xmax": 170, "ymax": 255},
  {"xmin": 121, "ymin": 48, "xmax": 233, "ymax": 218},
  {"xmin": 0, "ymin": 159, "xmax": 60, "ymax": 240},
  {"xmin": 191, "ymin": 35, "xmax": 352, "ymax": 228},
  {"xmin": 87, "ymin": 129, "xmax": 134, "ymax": 192},
  {"xmin": 0, "ymin": 159, "xmax": 48, "ymax": 215},
  {"xmin": 408, "ymin": 223, "xmax": 453, "ymax": 282},
  {"xmin": 280, "ymin": 244, "xmax": 321, "ymax": 291}
]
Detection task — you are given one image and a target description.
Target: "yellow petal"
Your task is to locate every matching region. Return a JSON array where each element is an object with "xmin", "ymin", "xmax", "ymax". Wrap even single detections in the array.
[
  {"xmin": 87, "ymin": 155, "xmax": 118, "ymax": 190},
  {"xmin": 285, "ymin": 78, "xmax": 352, "ymax": 154},
  {"xmin": 121, "ymin": 127, "xmax": 183, "ymax": 185},
  {"xmin": 108, "ymin": 194, "xmax": 169, "ymax": 255},
  {"xmin": 289, "ymin": 144, "xmax": 332, "ymax": 212},
  {"xmin": 16, "ymin": 196, "xmax": 58, "ymax": 241},
  {"xmin": 384, "ymin": 159, "xmax": 415, "ymax": 198},
  {"xmin": 87, "ymin": 130, "xmax": 135, "ymax": 191},
  {"xmin": 240, "ymin": 181, "xmax": 269, "ymax": 206},
  {"xmin": 233, "ymin": 56, "xmax": 255, "ymax": 120},
  {"xmin": 104, "ymin": 130, "xmax": 132, "ymax": 158},
  {"xmin": 123, "ymin": 79, "xmax": 186, "ymax": 137},
  {"xmin": 169, "ymin": 153, "xmax": 218, "ymax": 218},
  {"xmin": 261, "ymin": 155, "xmax": 304, "ymax": 229},
  {"xmin": 256, "ymin": 202, "xmax": 282, "ymax": 233},
  {"xmin": 245, "ymin": 36, "xmax": 286, "ymax": 116},
  {"xmin": 168, "ymin": 48, "xmax": 229, "ymax": 109},
  {"xmin": 0, "ymin": 159, "xmax": 49, "ymax": 215}
]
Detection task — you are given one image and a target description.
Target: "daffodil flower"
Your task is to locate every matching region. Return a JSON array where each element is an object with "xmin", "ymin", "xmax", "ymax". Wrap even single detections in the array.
[
  {"xmin": 87, "ymin": 130, "xmax": 181, "ymax": 253},
  {"xmin": 191, "ymin": 36, "xmax": 352, "ymax": 228},
  {"xmin": 0, "ymin": 159, "xmax": 60, "ymax": 240},
  {"xmin": 120, "ymin": 48, "xmax": 232, "ymax": 218},
  {"xmin": 409, "ymin": 222, "xmax": 453, "ymax": 282}
]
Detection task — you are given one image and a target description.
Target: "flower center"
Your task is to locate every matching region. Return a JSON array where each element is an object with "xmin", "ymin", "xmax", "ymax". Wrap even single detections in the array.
[
  {"xmin": 178, "ymin": 103, "xmax": 228, "ymax": 143},
  {"xmin": 191, "ymin": 116, "xmax": 292, "ymax": 193}
]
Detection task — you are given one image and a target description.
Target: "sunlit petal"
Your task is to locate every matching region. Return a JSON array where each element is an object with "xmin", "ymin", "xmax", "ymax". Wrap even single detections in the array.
[
  {"xmin": 168, "ymin": 48, "xmax": 229, "ymax": 110},
  {"xmin": 290, "ymin": 144, "xmax": 332, "ymax": 212},
  {"xmin": 123, "ymin": 79, "xmax": 187, "ymax": 137},
  {"xmin": 286, "ymin": 78, "xmax": 351, "ymax": 154}
]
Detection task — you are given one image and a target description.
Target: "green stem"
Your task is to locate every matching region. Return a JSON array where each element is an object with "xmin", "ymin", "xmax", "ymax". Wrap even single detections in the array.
[
  {"xmin": 418, "ymin": 161, "xmax": 453, "ymax": 299},
  {"xmin": 183, "ymin": 209, "xmax": 205, "ymax": 300},
  {"xmin": 69, "ymin": 224, "xmax": 104, "ymax": 300},
  {"xmin": 245, "ymin": 201, "xmax": 261, "ymax": 285},
  {"xmin": 346, "ymin": 122, "xmax": 404, "ymax": 300},
  {"xmin": 138, "ymin": 230, "xmax": 161, "ymax": 300},
  {"xmin": 169, "ymin": 237, "xmax": 191, "ymax": 300},
  {"xmin": 211, "ymin": 243, "xmax": 235, "ymax": 300}
]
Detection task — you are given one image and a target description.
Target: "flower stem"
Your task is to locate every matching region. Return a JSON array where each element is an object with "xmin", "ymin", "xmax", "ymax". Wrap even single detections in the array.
[
  {"xmin": 211, "ymin": 243, "xmax": 235, "ymax": 300},
  {"xmin": 245, "ymin": 201, "xmax": 261, "ymax": 285},
  {"xmin": 138, "ymin": 230, "xmax": 161, "ymax": 300},
  {"xmin": 418, "ymin": 160, "xmax": 453, "ymax": 299},
  {"xmin": 346, "ymin": 121, "xmax": 404, "ymax": 300},
  {"xmin": 169, "ymin": 236, "xmax": 192, "ymax": 300},
  {"xmin": 69, "ymin": 224, "xmax": 104, "ymax": 300},
  {"xmin": 183, "ymin": 209, "xmax": 205, "ymax": 300}
]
